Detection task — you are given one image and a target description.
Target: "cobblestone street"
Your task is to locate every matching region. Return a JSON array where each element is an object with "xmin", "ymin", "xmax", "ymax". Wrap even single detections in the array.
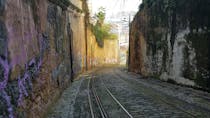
[
  {"xmin": 1, "ymin": 1, "xmax": 210, "ymax": 117},
  {"xmin": 47, "ymin": 67, "xmax": 210, "ymax": 118}
]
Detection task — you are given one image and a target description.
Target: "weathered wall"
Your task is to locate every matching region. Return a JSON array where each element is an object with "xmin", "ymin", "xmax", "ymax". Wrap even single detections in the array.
[
  {"xmin": 0, "ymin": 0, "xmax": 86, "ymax": 117},
  {"xmin": 129, "ymin": 0, "xmax": 210, "ymax": 89},
  {"xmin": 87, "ymin": 28, "xmax": 119, "ymax": 68},
  {"xmin": 68, "ymin": 0, "xmax": 87, "ymax": 75}
]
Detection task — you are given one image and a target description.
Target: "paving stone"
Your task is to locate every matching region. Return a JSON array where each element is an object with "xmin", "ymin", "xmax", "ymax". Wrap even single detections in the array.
[{"xmin": 47, "ymin": 67, "xmax": 210, "ymax": 118}]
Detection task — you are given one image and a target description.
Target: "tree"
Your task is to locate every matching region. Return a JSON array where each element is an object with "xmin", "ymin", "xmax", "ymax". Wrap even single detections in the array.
[{"xmin": 92, "ymin": 7, "xmax": 117, "ymax": 47}]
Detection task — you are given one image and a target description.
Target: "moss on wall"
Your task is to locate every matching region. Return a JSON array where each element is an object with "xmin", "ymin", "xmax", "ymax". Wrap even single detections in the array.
[{"xmin": 129, "ymin": 0, "xmax": 210, "ymax": 90}]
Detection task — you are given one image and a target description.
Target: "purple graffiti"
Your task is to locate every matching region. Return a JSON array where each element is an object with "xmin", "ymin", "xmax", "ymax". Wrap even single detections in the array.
[
  {"xmin": 0, "ymin": 39, "xmax": 14, "ymax": 117},
  {"xmin": 1, "ymin": 90, "xmax": 14, "ymax": 118},
  {"xmin": 0, "ymin": 57, "xmax": 13, "ymax": 118},
  {"xmin": 38, "ymin": 58, "xmax": 42, "ymax": 70},
  {"xmin": 0, "ymin": 31, "xmax": 47, "ymax": 117},
  {"xmin": 17, "ymin": 57, "xmax": 43, "ymax": 106},
  {"xmin": 18, "ymin": 74, "xmax": 29, "ymax": 106},
  {"xmin": 28, "ymin": 58, "xmax": 36, "ymax": 66},
  {"xmin": 0, "ymin": 58, "xmax": 9, "ymax": 91},
  {"xmin": 17, "ymin": 32, "xmax": 47, "ymax": 106}
]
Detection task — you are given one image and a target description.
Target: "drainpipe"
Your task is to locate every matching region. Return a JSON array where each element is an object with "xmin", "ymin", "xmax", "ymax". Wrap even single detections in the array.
[
  {"xmin": 85, "ymin": 16, "xmax": 88, "ymax": 71},
  {"xmin": 128, "ymin": 14, "xmax": 131, "ymax": 70},
  {"xmin": 68, "ymin": 23, "xmax": 74, "ymax": 82},
  {"xmin": 83, "ymin": 0, "xmax": 88, "ymax": 71}
]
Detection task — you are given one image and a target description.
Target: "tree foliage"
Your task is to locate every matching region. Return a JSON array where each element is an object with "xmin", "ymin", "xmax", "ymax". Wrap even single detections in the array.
[{"xmin": 92, "ymin": 7, "xmax": 117, "ymax": 47}]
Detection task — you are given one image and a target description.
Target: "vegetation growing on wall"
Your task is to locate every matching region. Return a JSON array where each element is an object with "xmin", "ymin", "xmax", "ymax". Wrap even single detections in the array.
[{"xmin": 91, "ymin": 7, "xmax": 117, "ymax": 47}]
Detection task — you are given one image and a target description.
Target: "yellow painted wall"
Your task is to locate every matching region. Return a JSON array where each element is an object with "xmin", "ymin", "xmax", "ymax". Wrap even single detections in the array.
[
  {"xmin": 69, "ymin": 0, "xmax": 86, "ymax": 73},
  {"xmin": 69, "ymin": 0, "xmax": 119, "ymax": 71},
  {"xmin": 87, "ymin": 27, "xmax": 119, "ymax": 68}
]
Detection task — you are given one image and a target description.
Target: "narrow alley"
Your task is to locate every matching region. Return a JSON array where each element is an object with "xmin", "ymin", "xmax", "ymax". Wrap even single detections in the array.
[{"xmin": 0, "ymin": 0, "xmax": 210, "ymax": 118}]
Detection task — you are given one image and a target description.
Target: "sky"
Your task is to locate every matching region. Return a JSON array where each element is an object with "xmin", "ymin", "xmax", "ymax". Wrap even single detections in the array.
[{"xmin": 89, "ymin": 0, "xmax": 142, "ymax": 18}]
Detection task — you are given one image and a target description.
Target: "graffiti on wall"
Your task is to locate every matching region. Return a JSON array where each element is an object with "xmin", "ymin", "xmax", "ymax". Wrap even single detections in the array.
[
  {"xmin": 0, "ymin": 30, "xmax": 49, "ymax": 117},
  {"xmin": 0, "ymin": 0, "xmax": 77, "ymax": 117}
]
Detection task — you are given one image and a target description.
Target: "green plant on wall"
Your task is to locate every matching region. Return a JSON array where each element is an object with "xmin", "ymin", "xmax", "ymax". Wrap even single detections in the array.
[{"xmin": 92, "ymin": 7, "xmax": 117, "ymax": 47}]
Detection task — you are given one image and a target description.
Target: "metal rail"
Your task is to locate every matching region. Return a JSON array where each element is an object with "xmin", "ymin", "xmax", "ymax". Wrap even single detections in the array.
[
  {"xmin": 92, "ymin": 84, "xmax": 108, "ymax": 118},
  {"xmin": 88, "ymin": 78, "xmax": 95, "ymax": 118},
  {"xmin": 88, "ymin": 73, "xmax": 133, "ymax": 118},
  {"xmin": 100, "ymin": 78, "xmax": 134, "ymax": 118},
  {"xmin": 88, "ymin": 77, "xmax": 109, "ymax": 118}
]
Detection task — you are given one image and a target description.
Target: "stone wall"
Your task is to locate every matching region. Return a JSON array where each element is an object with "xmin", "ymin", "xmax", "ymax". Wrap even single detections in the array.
[
  {"xmin": 129, "ymin": 0, "xmax": 210, "ymax": 90},
  {"xmin": 87, "ymin": 27, "xmax": 119, "ymax": 68},
  {"xmin": 0, "ymin": 0, "xmax": 86, "ymax": 117}
]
